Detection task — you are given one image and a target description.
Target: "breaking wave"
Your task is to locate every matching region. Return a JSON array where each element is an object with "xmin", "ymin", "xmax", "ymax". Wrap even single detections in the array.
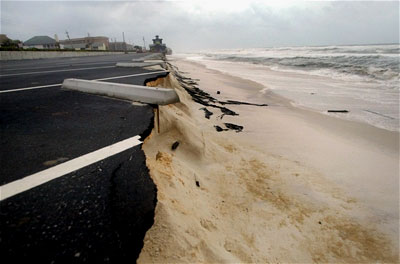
[{"xmin": 200, "ymin": 44, "xmax": 399, "ymax": 86}]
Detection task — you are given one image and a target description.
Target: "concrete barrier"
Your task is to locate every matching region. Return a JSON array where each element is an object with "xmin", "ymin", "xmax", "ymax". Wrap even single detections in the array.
[
  {"xmin": 116, "ymin": 62, "xmax": 166, "ymax": 68},
  {"xmin": 144, "ymin": 60, "xmax": 165, "ymax": 63},
  {"xmin": 131, "ymin": 53, "xmax": 163, "ymax": 62},
  {"xmin": 62, "ymin": 78, "xmax": 179, "ymax": 105},
  {"xmin": 0, "ymin": 51, "xmax": 127, "ymax": 61}
]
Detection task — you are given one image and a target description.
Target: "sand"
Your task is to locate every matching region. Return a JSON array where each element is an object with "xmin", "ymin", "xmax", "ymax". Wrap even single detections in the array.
[{"xmin": 137, "ymin": 57, "xmax": 399, "ymax": 263}]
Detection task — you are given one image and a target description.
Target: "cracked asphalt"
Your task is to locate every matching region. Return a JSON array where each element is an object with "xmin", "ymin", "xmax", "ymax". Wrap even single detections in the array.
[{"xmin": 0, "ymin": 53, "xmax": 162, "ymax": 263}]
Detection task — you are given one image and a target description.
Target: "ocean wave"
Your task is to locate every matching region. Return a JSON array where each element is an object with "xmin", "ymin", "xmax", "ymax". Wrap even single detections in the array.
[
  {"xmin": 200, "ymin": 45, "xmax": 400, "ymax": 84},
  {"xmin": 185, "ymin": 44, "xmax": 399, "ymax": 132},
  {"xmin": 262, "ymin": 44, "xmax": 400, "ymax": 54}
]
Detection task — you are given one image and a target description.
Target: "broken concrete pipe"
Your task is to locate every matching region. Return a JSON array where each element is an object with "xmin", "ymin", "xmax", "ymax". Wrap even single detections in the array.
[
  {"xmin": 62, "ymin": 78, "xmax": 180, "ymax": 134},
  {"xmin": 62, "ymin": 79, "xmax": 179, "ymax": 105}
]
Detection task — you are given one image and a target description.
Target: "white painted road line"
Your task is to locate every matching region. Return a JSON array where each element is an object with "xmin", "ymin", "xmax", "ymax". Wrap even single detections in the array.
[
  {"xmin": 116, "ymin": 62, "xmax": 165, "ymax": 68},
  {"xmin": 0, "ymin": 65, "xmax": 116, "ymax": 77},
  {"xmin": 95, "ymin": 70, "xmax": 168, "ymax": 81},
  {"xmin": 1, "ymin": 61, "xmax": 116, "ymax": 72},
  {"xmin": 0, "ymin": 135, "xmax": 142, "ymax": 201},
  {"xmin": 0, "ymin": 83, "xmax": 62, "ymax": 93},
  {"xmin": 0, "ymin": 70, "xmax": 169, "ymax": 94}
]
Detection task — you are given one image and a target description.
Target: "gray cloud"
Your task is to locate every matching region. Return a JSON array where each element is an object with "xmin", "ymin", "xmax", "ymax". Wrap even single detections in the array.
[{"xmin": 1, "ymin": 1, "xmax": 398, "ymax": 52}]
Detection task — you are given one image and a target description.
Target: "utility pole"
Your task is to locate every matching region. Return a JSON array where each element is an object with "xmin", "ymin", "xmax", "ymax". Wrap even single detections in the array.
[
  {"xmin": 122, "ymin": 32, "xmax": 127, "ymax": 54},
  {"xmin": 143, "ymin": 36, "xmax": 146, "ymax": 52},
  {"xmin": 87, "ymin": 32, "xmax": 91, "ymax": 50},
  {"xmin": 65, "ymin": 30, "xmax": 74, "ymax": 50},
  {"xmin": 111, "ymin": 37, "xmax": 116, "ymax": 52}
]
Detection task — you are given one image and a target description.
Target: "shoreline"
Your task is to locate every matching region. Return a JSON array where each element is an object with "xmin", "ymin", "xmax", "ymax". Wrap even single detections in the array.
[
  {"xmin": 138, "ymin": 57, "xmax": 399, "ymax": 262},
  {"xmin": 183, "ymin": 56, "xmax": 399, "ymax": 132}
]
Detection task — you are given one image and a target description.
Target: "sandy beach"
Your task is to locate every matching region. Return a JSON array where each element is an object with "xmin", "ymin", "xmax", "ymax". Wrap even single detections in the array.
[{"xmin": 138, "ymin": 57, "xmax": 399, "ymax": 263}]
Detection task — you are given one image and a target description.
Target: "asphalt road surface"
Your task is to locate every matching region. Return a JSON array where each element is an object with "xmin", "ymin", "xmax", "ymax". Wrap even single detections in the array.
[{"xmin": 0, "ymin": 53, "xmax": 166, "ymax": 263}]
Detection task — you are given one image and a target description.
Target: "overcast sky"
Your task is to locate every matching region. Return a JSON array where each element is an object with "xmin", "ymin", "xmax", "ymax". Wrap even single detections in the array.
[{"xmin": 1, "ymin": 0, "xmax": 399, "ymax": 52}]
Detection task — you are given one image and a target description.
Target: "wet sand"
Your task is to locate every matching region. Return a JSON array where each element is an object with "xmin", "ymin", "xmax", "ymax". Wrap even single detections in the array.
[{"xmin": 138, "ymin": 58, "xmax": 399, "ymax": 263}]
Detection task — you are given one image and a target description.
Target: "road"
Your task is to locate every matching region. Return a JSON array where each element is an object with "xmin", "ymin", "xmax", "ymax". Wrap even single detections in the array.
[{"xmin": 0, "ymin": 53, "xmax": 166, "ymax": 263}]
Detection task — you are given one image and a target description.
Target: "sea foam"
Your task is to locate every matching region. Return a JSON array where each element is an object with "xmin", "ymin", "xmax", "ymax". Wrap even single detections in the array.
[{"xmin": 183, "ymin": 44, "xmax": 399, "ymax": 131}]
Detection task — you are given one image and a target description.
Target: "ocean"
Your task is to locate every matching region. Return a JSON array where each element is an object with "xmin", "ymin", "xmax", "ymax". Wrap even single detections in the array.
[{"xmin": 183, "ymin": 44, "xmax": 399, "ymax": 131}]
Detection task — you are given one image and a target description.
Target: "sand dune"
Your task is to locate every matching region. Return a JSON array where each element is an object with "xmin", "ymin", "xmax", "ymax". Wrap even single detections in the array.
[{"xmin": 137, "ymin": 58, "xmax": 399, "ymax": 263}]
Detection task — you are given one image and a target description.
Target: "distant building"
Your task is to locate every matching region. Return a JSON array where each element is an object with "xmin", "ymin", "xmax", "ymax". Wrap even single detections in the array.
[
  {"xmin": 126, "ymin": 44, "xmax": 138, "ymax": 52},
  {"xmin": 59, "ymin": 36, "xmax": 109, "ymax": 50},
  {"xmin": 109, "ymin": 41, "xmax": 135, "ymax": 52},
  {"xmin": 109, "ymin": 42, "xmax": 125, "ymax": 51},
  {"xmin": 92, "ymin": 42, "xmax": 108, "ymax": 50},
  {"xmin": 149, "ymin": 35, "xmax": 167, "ymax": 53},
  {"xmin": 61, "ymin": 43, "xmax": 86, "ymax": 50},
  {"xmin": 62, "ymin": 42, "xmax": 107, "ymax": 51},
  {"xmin": 23, "ymin": 36, "xmax": 58, "ymax": 49}
]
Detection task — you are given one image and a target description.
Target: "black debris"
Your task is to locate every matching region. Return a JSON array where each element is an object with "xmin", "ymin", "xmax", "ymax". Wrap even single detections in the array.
[
  {"xmin": 171, "ymin": 141, "xmax": 180, "ymax": 151},
  {"xmin": 214, "ymin": 125, "xmax": 227, "ymax": 132},
  {"xmin": 224, "ymin": 123, "xmax": 243, "ymax": 133},
  {"xmin": 327, "ymin": 110, "xmax": 349, "ymax": 113},
  {"xmin": 174, "ymin": 69, "xmax": 266, "ymax": 133},
  {"xmin": 200, "ymin": 108, "xmax": 213, "ymax": 119},
  {"xmin": 219, "ymin": 107, "xmax": 238, "ymax": 116},
  {"xmin": 220, "ymin": 100, "xmax": 268, "ymax": 107},
  {"xmin": 195, "ymin": 180, "xmax": 200, "ymax": 187},
  {"xmin": 174, "ymin": 72, "xmax": 239, "ymax": 118}
]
